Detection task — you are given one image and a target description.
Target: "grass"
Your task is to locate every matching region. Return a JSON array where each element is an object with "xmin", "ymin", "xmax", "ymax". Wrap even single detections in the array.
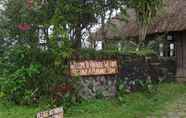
[{"xmin": 1, "ymin": 83, "xmax": 186, "ymax": 118}]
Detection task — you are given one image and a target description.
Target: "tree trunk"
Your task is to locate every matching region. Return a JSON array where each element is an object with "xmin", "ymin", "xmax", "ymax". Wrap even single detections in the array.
[{"xmin": 73, "ymin": 24, "xmax": 82, "ymax": 49}]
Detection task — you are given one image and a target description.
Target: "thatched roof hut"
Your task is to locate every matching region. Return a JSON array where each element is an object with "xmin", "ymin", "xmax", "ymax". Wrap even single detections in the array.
[
  {"xmin": 91, "ymin": 0, "xmax": 186, "ymax": 82},
  {"xmin": 92, "ymin": 0, "xmax": 186, "ymax": 40}
]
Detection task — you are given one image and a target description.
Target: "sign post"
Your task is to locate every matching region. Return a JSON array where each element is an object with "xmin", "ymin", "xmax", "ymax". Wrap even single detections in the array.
[{"xmin": 37, "ymin": 107, "xmax": 63, "ymax": 118}]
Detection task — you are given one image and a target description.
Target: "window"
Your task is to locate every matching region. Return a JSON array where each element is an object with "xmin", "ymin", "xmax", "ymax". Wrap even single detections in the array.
[{"xmin": 159, "ymin": 34, "xmax": 175, "ymax": 57}]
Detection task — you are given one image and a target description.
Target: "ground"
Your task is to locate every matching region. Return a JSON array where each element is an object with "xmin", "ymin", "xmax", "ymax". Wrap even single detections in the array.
[
  {"xmin": 1, "ymin": 83, "xmax": 186, "ymax": 118},
  {"xmin": 150, "ymin": 94, "xmax": 186, "ymax": 118}
]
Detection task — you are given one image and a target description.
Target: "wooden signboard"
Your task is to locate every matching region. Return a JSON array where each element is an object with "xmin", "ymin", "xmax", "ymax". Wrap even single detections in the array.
[
  {"xmin": 70, "ymin": 60, "xmax": 118, "ymax": 76},
  {"xmin": 37, "ymin": 107, "xmax": 63, "ymax": 118}
]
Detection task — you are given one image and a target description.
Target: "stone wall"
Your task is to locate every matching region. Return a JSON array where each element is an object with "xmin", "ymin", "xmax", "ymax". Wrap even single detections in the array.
[
  {"xmin": 79, "ymin": 76, "xmax": 118, "ymax": 99},
  {"xmin": 76, "ymin": 55, "xmax": 176, "ymax": 99}
]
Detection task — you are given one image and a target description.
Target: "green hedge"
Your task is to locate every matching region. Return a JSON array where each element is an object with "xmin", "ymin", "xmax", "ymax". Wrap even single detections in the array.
[{"xmin": 70, "ymin": 48, "xmax": 156, "ymax": 60}]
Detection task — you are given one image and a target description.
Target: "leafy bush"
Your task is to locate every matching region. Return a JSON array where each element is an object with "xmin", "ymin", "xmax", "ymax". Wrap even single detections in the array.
[
  {"xmin": 100, "ymin": 39, "xmax": 157, "ymax": 56},
  {"xmin": 0, "ymin": 42, "xmax": 76, "ymax": 106},
  {"xmin": 1, "ymin": 64, "xmax": 41, "ymax": 105},
  {"xmin": 0, "ymin": 39, "xmax": 173, "ymax": 107},
  {"xmin": 50, "ymin": 76, "xmax": 82, "ymax": 108}
]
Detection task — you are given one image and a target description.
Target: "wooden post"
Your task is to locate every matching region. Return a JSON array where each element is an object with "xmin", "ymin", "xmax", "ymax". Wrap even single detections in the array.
[{"xmin": 176, "ymin": 31, "xmax": 186, "ymax": 82}]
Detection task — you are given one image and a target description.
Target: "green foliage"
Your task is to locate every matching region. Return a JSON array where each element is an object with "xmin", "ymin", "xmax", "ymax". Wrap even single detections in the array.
[
  {"xmin": 102, "ymin": 39, "xmax": 156, "ymax": 56},
  {"xmin": 128, "ymin": 48, "xmax": 155, "ymax": 56},
  {"xmin": 72, "ymin": 47, "xmax": 155, "ymax": 60},
  {"xmin": 0, "ymin": 0, "xmax": 166, "ymax": 109},
  {"xmin": 1, "ymin": 64, "xmax": 41, "ymax": 105},
  {"xmin": 72, "ymin": 48, "xmax": 122, "ymax": 59},
  {"xmin": 51, "ymin": 76, "xmax": 82, "ymax": 109},
  {"xmin": 1, "ymin": 83, "xmax": 184, "ymax": 118},
  {"xmin": 0, "ymin": 0, "xmax": 127, "ymax": 49},
  {"xmin": 128, "ymin": 0, "xmax": 163, "ymax": 26},
  {"xmin": 135, "ymin": 77, "xmax": 159, "ymax": 94},
  {"xmin": 126, "ymin": 0, "xmax": 164, "ymax": 50},
  {"xmin": 0, "ymin": 40, "xmax": 74, "ymax": 105},
  {"xmin": 116, "ymin": 76, "xmax": 158, "ymax": 103},
  {"xmin": 116, "ymin": 77, "xmax": 127, "ymax": 103}
]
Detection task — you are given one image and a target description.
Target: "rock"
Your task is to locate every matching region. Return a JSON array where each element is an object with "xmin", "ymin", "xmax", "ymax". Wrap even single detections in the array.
[{"xmin": 78, "ymin": 76, "xmax": 117, "ymax": 99}]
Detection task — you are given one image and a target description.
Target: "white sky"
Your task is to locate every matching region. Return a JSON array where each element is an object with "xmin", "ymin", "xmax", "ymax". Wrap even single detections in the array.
[{"xmin": 91, "ymin": 9, "xmax": 120, "ymax": 33}]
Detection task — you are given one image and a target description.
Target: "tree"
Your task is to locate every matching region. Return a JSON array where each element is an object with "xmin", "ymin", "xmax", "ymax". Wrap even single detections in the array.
[
  {"xmin": 0, "ymin": 0, "xmax": 163, "ymax": 50},
  {"xmin": 127, "ymin": 0, "xmax": 163, "ymax": 50},
  {"xmin": 0, "ymin": 0, "xmax": 126, "ymax": 49},
  {"xmin": 50, "ymin": 0, "xmax": 126, "ymax": 49}
]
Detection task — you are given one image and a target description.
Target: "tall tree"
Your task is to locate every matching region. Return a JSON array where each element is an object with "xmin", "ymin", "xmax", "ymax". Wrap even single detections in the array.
[
  {"xmin": 50, "ymin": 0, "xmax": 125, "ymax": 49},
  {"xmin": 127, "ymin": 0, "xmax": 163, "ymax": 50},
  {"xmin": 0, "ymin": 0, "xmax": 124, "ymax": 49}
]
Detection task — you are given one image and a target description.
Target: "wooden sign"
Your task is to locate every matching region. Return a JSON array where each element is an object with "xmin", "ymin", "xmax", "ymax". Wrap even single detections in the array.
[
  {"xmin": 37, "ymin": 107, "xmax": 63, "ymax": 118},
  {"xmin": 70, "ymin": 60, "xmax": 118, "ymax": 76}
]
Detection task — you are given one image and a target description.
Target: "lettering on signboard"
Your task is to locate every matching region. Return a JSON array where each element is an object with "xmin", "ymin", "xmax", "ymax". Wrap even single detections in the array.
[
  {"xmin": 70, "ymin": 60, "xmax": 118, "ymax": 76},
  {"xmin": 37, "ymin": 107, "xmax": 63, "ymax": 118}
]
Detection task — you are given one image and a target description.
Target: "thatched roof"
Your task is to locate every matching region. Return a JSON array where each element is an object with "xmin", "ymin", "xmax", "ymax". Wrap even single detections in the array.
[{"xmin": 92, "ymin": 0, "xmax": 186, "ymax": 40}]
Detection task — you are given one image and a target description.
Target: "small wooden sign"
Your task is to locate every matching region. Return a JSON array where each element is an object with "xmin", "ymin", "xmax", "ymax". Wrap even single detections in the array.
[
  {"xmin": 70, "ymin": 60, "xmax": 118, "ymax": 76},
  {"xmin": 37, "ymin": 107, "xmax": 63, "ymax": 118}
]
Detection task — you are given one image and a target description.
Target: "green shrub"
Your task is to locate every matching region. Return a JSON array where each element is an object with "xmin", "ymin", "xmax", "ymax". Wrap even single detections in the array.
[
  {"xmin": 0, "ymin": 40, "xmax": 169, "ymax": 107},
  {"xmin": 0, "ymin": 44, "xmax": 76, "ymax": 106},
  {"xmin": 1, "ymin": 64, "xmax": 41, "ymax": 105}
]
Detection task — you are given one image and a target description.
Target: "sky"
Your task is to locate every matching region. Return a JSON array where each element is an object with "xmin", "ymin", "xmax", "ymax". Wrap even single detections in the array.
[{"xmin": 0, "ymin": 0, "xmax": 5, "ymax": 10}]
